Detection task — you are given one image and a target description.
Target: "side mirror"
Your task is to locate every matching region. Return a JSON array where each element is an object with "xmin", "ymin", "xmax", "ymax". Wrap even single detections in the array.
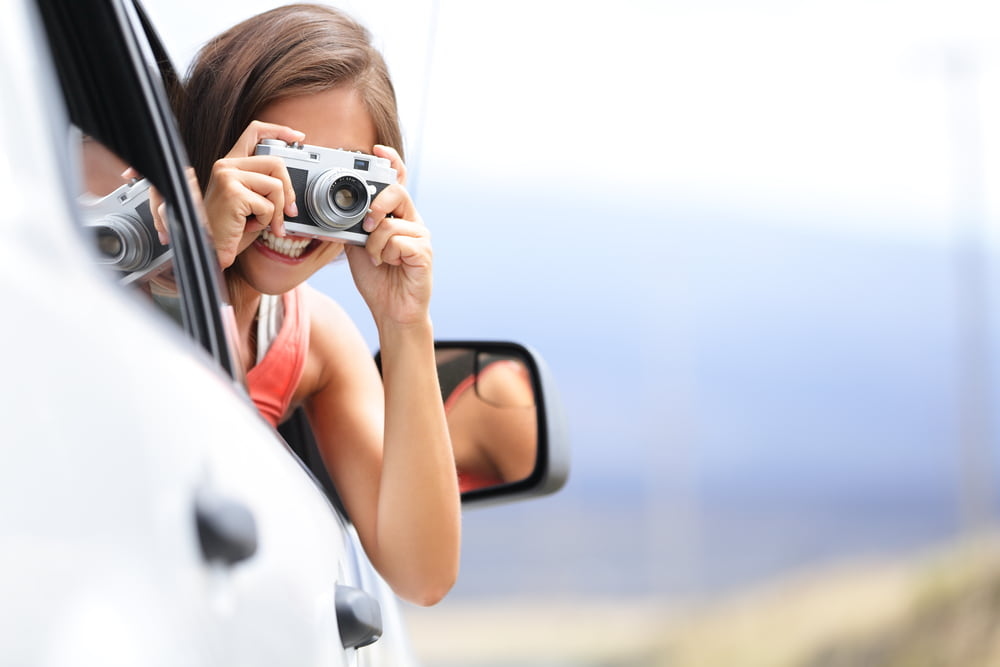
[
  {"xmin": 432, "ymin": 341, "xmax": 569, "ymax": 506},
  {"xmin": 282, "ymin": 340, "xmax": 569, "ymax": 513}
]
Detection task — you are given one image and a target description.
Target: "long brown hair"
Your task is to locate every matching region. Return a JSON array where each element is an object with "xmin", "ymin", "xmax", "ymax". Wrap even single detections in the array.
[{"xmin": 178, "ymin": 3, "xmax": 404, "ymax": 188}]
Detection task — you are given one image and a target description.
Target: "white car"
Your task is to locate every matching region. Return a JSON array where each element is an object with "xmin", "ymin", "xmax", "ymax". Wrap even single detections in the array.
[{"xmin": 0, "ymin": 0, "xmax": 569, "ymax": 664}]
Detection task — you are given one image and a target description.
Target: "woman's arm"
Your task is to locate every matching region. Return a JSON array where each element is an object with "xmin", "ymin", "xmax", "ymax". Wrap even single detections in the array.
[
  {"xmin": 374, "ymin": 315, "xmax": 461, "ymax": 604},
  {"xmin": 309, "ymin": 145, "xmax": 459, "ymax": 606},
  {"xmin": 303, "ymin": 289, "xmax": 460, "ymax": 606}
]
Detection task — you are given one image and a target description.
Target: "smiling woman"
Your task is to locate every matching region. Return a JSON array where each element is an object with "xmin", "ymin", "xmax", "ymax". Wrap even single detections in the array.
[
  {"xmin": 173, "ymin": 3, "xmax": 461, "ymax": 607},
  {"xmin": 136, "ymin": 1, "xmax": 1000, "ymax": 662},
  {"xmin": 3, "ymin": 2, "xmax": 571, "ymax": 665}
]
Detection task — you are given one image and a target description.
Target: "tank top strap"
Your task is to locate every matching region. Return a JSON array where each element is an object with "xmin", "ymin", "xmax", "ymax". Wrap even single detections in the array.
[{"xmin": 246, "ymin": 286, "xmax": 310, "ymax": 426}]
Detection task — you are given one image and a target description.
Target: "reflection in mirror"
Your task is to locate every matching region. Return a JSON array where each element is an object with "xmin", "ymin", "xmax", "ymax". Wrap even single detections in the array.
[
  {"xmin": 436, "ymin": 347, "xmax": 538, "ymax": 493},
  {"xmin": 293, "ymin": 341, "xmax": 563, "ymax": 511},
  {"xmin": 75, "ymin": 130, "xmax": 180, "ymax": 322}
]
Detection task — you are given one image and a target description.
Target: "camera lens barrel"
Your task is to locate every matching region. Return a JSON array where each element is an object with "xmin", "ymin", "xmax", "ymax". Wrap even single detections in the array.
[
  {"xmin": 307, "ymin": 170, "xmax": 371, "ymax": 230},
  {"xmin": 90, "ymin": 213, "xmax": 154, "ymax": 272}
]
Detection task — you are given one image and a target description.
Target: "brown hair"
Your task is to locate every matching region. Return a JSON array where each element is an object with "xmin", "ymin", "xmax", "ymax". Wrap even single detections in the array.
[{"xmin": 178, "ymin": 3, "xmax": 403, "ymax": 187}]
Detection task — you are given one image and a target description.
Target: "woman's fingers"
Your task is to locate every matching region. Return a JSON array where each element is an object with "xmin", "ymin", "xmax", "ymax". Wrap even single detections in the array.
[
  {"xmin": 372, "ymin": 144, "xmax": 407, "ymax": 186},
  {"xmin": 156, "ymin": 202, "xmax": 168, "ymax": 245},
  {"xmin": 230, "ymin": 165, "xmax": 292, "ymax": 233},
  {"xmin": 147, "ymin": 184, "xmax": 169, "ymax": 245},
  {"xmin": 209, "ymin": 156, "xmax": 297, "ymax": 235},
  {"xmin": 226, "ymin": 120, "xmax": 305, "ymax": 161},
  {"xmin": 363, "ymin": 217, "xmax": 429, "ymax": 267},
  {"xmin": 357, "ymin": 176, "xmax": 427, "ymax": 266},
  {"xmin": 363, "ymin": 184, "xmax": 417, "ymax": 231},
  {"xmin": 378, "ymin": 233, "xmax": 432, "ymax": 269},
  {"xmin": 225, "ymin": 122, "xmax": 303, "ymax": 225},
  {"xmin": 205, "ymin": 175, "xmax": 277, "ymax": 231}
]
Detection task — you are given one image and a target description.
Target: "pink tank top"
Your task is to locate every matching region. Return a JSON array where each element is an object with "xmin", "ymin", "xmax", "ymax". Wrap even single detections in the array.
[{"xmin": 247, "ymin": 287, "xmax": 309, "ymax": 426}]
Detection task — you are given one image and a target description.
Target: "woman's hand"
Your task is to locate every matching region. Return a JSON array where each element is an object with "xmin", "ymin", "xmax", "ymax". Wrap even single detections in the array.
[
  {"xmin": 143, "ymin": 166, "xmax": 205, "ymax": 248},
  {"xmin": 201, "ymin": 121, "xmax": 304, "ymax": 268},
  {"xmin": 345, "ymin": 145, "xmax": 432, "ymax": 328}
]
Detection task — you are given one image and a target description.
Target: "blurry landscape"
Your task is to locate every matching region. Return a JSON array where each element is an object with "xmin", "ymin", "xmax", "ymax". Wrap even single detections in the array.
[
  {"xmin": 403, "ymin": 538, "xmax": 1000, "ymax": 666},
  {"xmin": 144, "ymin": 0, "xmax": 1000, "ymax": 664},
  {"xmin": 319, "ymin": 178, "xmax": 1000, "ymax": 665}
]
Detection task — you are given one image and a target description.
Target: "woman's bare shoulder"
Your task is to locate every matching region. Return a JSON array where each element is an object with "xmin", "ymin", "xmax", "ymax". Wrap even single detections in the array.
[
  {"xmin": 301, "ymin": 283, "xmax": 354, "ymax": 328},
  {"xmin": 300, "ymin": 283, "xmax": 376, "ymax": 381}
]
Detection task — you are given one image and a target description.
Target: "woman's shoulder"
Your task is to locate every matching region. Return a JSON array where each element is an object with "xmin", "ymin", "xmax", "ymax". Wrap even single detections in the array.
[
  {"xmin": 299, "ymin": 282, "xmax": 349, "ymax": 322},
  {"xmin": 299, "ymin": 283, "xmax": 373, "ymax": 378}
]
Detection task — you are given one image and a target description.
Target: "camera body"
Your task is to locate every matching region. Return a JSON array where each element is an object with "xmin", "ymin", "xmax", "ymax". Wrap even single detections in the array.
[
  {"xmin": 254, "ymin": 139, "xmax": 397, "ymax": 245},
  {"xmin": 80, "ymin": 179, "xmax": 172, "ymax": 285}
]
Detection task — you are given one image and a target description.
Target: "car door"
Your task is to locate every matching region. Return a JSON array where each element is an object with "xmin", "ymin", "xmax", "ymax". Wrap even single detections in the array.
[
  {"xmin": 13, "ymin": 0, "xmax": 570, "ymax": 664},
  {"xmin": 1, "ymin": 0, "xmax": 383, "ymax": 664}
]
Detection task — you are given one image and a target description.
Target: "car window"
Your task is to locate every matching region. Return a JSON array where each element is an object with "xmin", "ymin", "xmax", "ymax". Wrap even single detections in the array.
[{"xmin": 37, "ymin": 0, "xmax": 241, "ymax": 377}]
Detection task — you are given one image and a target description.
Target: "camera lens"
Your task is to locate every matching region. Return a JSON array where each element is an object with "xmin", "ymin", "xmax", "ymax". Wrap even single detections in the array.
[
  {"xmin": 307, "ymin": 170, "xmax": 371, "ymax": 230},
  {"xmin": 87, "ymin": 213, "xmax": 154, "ymax": 272},
  {"xmin": 333, "ymin": 184, "xmax": 359, "ymax": 211},
  {"xmin": 96, "ymin": 227, "xmax": 124, "ymax": 260},
  {"xmin": 328, "ymin": 176, "xmax": 366, "ymax": 215}
]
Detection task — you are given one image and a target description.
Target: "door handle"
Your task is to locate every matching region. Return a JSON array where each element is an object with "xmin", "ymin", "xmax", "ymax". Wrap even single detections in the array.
[
  {"xmin": 336, "ymin": 584, "xmax": 382, "ymax": 649},
  {"xmin": 194, "ymin": 488, "xmax": 258, "ymax": 566}
]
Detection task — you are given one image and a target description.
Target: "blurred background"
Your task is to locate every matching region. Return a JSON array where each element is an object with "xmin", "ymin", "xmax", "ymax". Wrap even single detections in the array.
[{"xmin": 145, "ymin": 0, "xmax": 1000, "ymax": 664}]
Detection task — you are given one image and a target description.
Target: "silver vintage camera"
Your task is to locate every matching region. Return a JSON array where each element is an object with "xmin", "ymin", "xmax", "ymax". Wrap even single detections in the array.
[
  {"xmin": 80, "ymin": 178, "xmax": 173, "ymax": 285},
  {"xmin": 254, "ymin": 139, "xmax": 397, "ymax": 245}
]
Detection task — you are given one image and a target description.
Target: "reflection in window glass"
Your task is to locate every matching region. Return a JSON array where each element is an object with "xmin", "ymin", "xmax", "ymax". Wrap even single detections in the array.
[
  {"xmin": 80, "ymin": 133, "xmax": 129, "ymax": 197},
  {"xmin": 74, "ymin": 130, "xmax": 181, "ymax": 325}
]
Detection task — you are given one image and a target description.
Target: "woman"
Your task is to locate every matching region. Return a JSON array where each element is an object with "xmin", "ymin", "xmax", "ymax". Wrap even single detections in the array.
[{"xmin": 175, "ymin": 3, "xmax": 459, "ymax": 607}]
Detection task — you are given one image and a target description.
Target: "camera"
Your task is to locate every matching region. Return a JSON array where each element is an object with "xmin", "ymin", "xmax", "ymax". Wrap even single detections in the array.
[
  {"xmin": 80, "ymin": 178, "xmax": 172, "ymax": 285},
  {"xmin": 254, "ymin": 139, "xmax": 397, "ymax": 245}
]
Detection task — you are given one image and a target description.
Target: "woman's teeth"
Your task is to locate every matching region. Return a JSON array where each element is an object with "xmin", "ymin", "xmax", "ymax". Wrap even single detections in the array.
[{"xmin": 260, "ymin": 229, "xmax": 311, "ymax": 258}]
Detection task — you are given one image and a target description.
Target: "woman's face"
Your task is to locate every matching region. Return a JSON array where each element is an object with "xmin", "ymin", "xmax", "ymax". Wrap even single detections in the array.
[{"xmin": 235, "ymin": 85, "xmax": 378, "ymax": 295}]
